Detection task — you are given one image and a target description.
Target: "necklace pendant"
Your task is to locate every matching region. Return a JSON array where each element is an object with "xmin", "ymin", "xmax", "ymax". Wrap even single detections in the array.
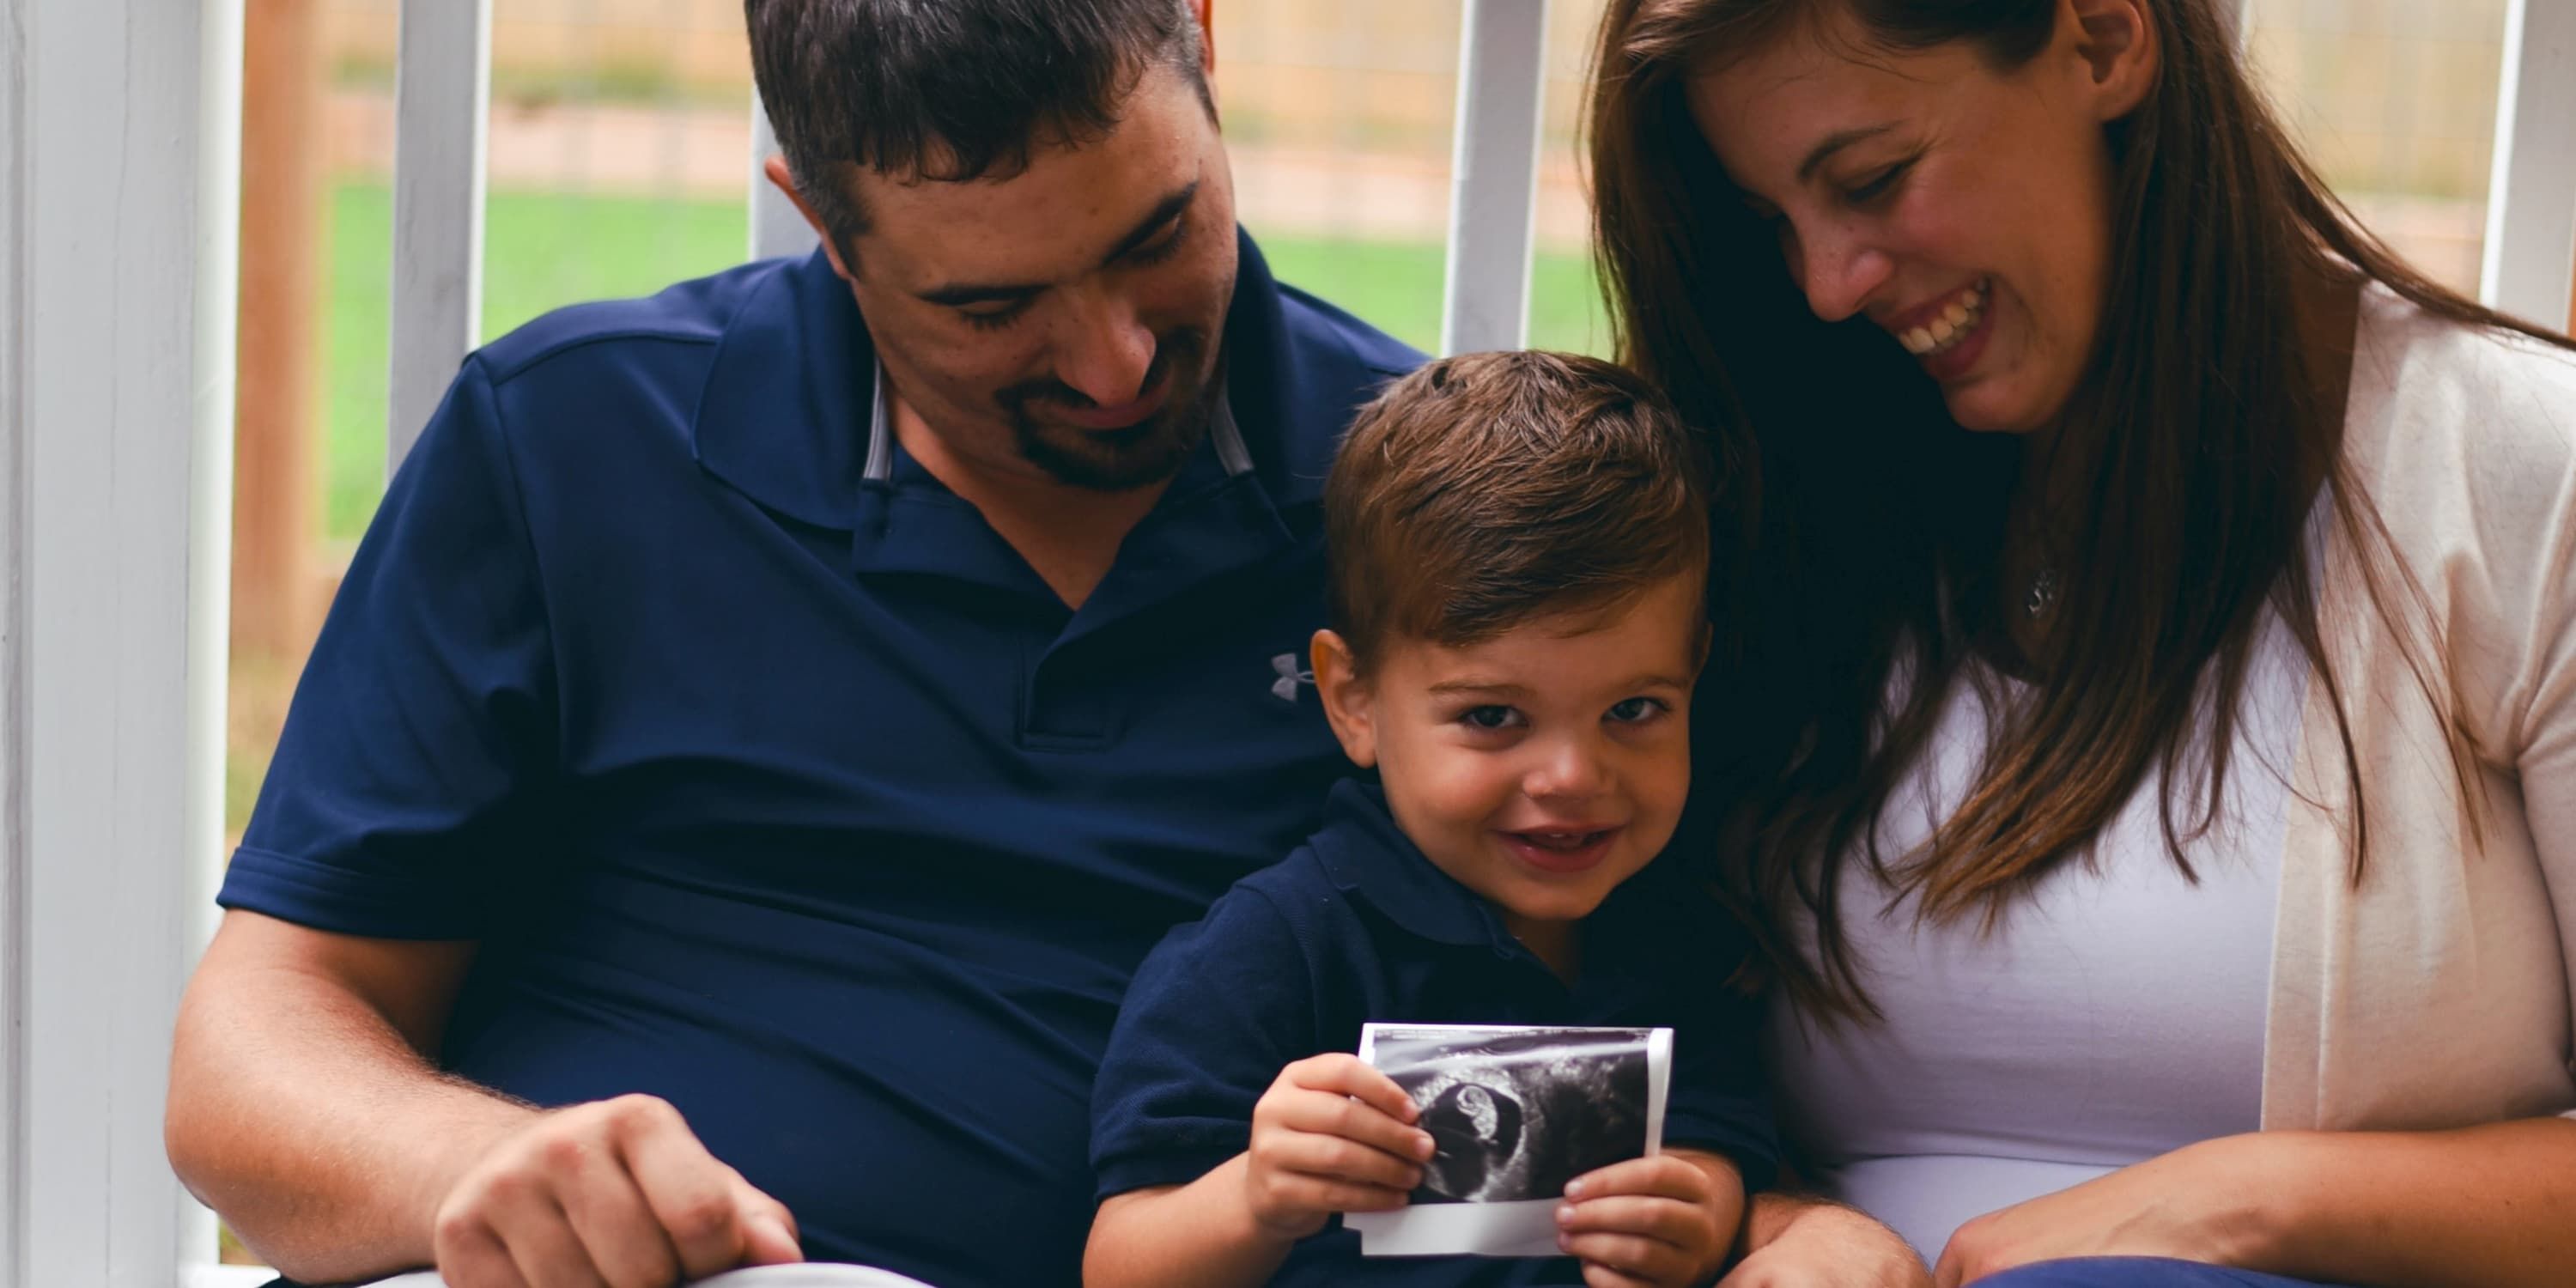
[{"xmin": 2025, "ymin": 565, "xmax": 2061, "ymax": 619}]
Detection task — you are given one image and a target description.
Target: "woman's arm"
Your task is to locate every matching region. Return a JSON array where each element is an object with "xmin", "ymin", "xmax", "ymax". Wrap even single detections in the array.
[{"xmin": 1933, "ymin": 1119, "xmax": 2576, "ymax": 1288}]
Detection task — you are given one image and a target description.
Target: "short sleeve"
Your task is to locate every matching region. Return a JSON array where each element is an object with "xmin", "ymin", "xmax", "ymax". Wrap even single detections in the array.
[
  {"xmin": 219, "ymin": 355, "xmax": 559, "ymax": 939},
  {"xmin": 1090, "ymin": 884, "xmax": 1323, "ymax": 1201}
]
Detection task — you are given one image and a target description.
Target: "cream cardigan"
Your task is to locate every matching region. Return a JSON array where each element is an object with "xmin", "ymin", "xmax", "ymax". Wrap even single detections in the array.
[{"xmin": 2263, "ymin": 285, "xmax": 2576, "ymax": 1130}]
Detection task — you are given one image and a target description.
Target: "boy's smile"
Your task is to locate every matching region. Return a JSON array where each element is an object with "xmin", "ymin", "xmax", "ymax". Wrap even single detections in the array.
[{"xmin": 1312, "ymin": 573, "xmax": 1706, "ymax": 972}]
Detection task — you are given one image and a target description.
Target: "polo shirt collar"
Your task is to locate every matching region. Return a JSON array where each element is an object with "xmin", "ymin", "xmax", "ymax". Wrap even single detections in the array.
[
  {"xmin": 1309, "ymin": 779, "xmax": 1501, "ymax": 949},
  {"xmin": 689, "ymin": 230, "xmax": 1331, "ymax": 533},
  {"xmin": 1309, "ymin": 778, "xmax": 1710, "ymax": 1006}
]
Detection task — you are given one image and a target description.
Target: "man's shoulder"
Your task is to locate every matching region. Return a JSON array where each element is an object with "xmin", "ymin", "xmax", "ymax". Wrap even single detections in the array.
[
  {"xmin": 1273, "ymin": 281, "xmax": 1426, "ymax": 384},
  {"xmin": 471, "ymin": 256, "xmax": 798, "ymax": 389}
]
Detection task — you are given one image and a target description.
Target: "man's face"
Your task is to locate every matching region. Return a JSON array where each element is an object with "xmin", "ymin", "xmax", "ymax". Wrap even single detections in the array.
[{"xmin": 832, "ymin": 60, "xmax": 1237, "ymax": 492}]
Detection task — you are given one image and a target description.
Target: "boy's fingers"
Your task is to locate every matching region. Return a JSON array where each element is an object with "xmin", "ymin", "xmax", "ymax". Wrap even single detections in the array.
[
  {"xmin": 1565, "ymin": 1155, "xmax": 1710, "ymax": 1202},
  {"xmin": 1581, "ymin": 1263, "xmax": 1657, "ymax": 1288},
  {"xmin": 1285, "ymin": 1054, "xmax": 1419, "ymax": 1123},
  {"xmin": 1268, "ymin": 1172, "xmax": 1413, "ymax": 1216},
  {"xmin": 1264, "ymin": 1132, "xmax": 1425, "ymax": 1192},
  {"xmin": 1558, "ymin": 1194, "xmax": 1707, "ymax": 1246},
  {"xmin": 1273, "ymin": 1090, "xmax": 1436, "ymax": 1163},
  {"xmin": 1564, "ymin": 1229, "xmax": 1691, "ymax": 1284}
]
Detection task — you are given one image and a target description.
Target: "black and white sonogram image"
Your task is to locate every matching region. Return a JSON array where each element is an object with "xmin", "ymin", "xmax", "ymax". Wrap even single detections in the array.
[{"xmin": 1365, "ymin": 1027, "xmax": 1653, "ymax": 1204}]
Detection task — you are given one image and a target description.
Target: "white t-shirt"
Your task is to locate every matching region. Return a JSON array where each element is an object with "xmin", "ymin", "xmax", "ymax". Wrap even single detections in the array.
[{"xmin": 1764, "ymin": 609, "xmax": 2314, "ymax": 1261}]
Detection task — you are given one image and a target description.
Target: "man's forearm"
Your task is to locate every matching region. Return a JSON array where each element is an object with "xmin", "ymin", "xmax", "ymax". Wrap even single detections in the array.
[{"xmin": 166, "ymin": 929, "xmax": 520, "ymax": 1283}]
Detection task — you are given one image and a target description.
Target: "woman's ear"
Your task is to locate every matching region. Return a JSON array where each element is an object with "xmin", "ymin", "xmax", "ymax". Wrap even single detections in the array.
[
  {"xmin": 1310, "ymin": 629, "xmax": 1378, "ymax": 769},
  {"xmin": 2063, "ymin": 0, "xmax": 2158, "ymax": 122}
]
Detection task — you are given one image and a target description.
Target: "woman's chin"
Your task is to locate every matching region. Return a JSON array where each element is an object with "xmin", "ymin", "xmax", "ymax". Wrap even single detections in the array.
[{"xmin": 1940, "ymin": 380, "xmax": 2062, "ymax": 436}]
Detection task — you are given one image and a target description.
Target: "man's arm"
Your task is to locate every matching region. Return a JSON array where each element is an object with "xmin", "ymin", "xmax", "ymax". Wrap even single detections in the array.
[
  {"xmin": 167, "ymin": 909, "xmax": 799, "ymax": 1287},
  {"xmin": 1720, "ymin": 1191, "xmax": 1933, "ymax": 1288}
]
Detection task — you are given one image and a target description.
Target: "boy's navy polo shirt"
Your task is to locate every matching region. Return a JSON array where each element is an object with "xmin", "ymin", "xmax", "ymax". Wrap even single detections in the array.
[
  {"xmin": 1091, "ymin": 781, "xmax": 1777, "ymax": 1287},
  {"xmin": 218, "ymin": 232, "xmax": 1419, "ymax": 1288}
]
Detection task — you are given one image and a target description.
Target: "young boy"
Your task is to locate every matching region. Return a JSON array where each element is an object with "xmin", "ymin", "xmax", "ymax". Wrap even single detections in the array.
[{"xmin": 1084, "ymin": 352, "xmax": 1775, "ymax": 1288}]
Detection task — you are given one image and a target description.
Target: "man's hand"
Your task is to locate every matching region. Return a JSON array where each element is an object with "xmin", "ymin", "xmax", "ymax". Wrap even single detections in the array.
[
  {"xmin": 1719, "ymin": 1194, "xmax": 1931, "ymax": 1288},
  {"xmin": 1554, "ymin": 1153, "xmax": 1738, "ymax": 1288},
  {"xmin": 1241, "ymin": 1054, "xmax": 1433, "ymax": 1239},
  {"xmin": 431, "ymin": 1094, "xmax": 802, "ymax": 1288}
]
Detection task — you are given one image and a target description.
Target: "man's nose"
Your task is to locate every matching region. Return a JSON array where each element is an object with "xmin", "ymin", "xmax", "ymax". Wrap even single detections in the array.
[{"xmin": 1053, "ymin": 288, "xmax": 1157, "ymax": 409}]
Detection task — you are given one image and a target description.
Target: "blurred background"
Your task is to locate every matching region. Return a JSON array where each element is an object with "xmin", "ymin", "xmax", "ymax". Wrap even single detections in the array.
[{"xmin": 223, "ymin": 0, "xmax": 2525, "ymax": 903}]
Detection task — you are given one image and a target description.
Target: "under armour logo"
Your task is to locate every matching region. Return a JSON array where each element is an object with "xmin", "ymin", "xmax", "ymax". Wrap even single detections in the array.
[{"xmin": 1270, "ymin": 653, "xmax": 1315, "ymax": 702}]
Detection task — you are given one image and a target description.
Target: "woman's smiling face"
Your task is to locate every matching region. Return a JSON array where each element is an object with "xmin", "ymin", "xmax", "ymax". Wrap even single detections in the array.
[{"xmin": 1684, "ymin": 1, "xmax": 2155, "ymax": 434}]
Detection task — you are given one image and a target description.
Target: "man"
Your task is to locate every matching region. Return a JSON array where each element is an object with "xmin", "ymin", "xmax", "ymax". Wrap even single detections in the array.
[{"xmin": 166, "ymin": 3, "xmax": 1419, "ymax": 1285}]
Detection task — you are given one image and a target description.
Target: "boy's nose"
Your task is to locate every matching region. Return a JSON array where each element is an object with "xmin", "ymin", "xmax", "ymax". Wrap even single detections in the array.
[{"xmin": 1523, "ymin": 738, "xmax": 1607, "ymax": 801}]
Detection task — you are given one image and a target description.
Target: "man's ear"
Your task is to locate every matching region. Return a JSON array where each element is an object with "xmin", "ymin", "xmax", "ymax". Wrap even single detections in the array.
[
  {"xmin": 762, "ymin": 154, "xmax": 859, "ymax": 282},
  {"xmin": 2063, "ymin": 0, "xmax": 2158, "ymax": 122},
  {"xmin": 1310, "ymin": 629, "xmax": 1378, "ymax": 769},
  {"xmin": 1196, "ymin": 0, "xmax": 1216, "ymax": 76}
]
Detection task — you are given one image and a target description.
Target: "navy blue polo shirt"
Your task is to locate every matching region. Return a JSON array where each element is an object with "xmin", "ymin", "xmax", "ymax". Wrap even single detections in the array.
[
  {"xmin": 1091, "ymin": 780, "xmax": 1777, "ymax": 1287},
  {"xmin": 219, "ymin": 232, "xmax": 1419, "ymax": 1287}
]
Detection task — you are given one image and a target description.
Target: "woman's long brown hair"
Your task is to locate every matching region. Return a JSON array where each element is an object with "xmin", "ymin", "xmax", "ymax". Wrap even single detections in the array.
[{"xmin": 1588, "ymin": 0, "xmax": 2576, "ymax": 1020}]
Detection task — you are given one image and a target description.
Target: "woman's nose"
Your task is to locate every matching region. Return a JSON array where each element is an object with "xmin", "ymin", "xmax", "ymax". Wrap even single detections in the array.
[{"xmin": 1789, "ymin": 223, "xmax": 1896, "ymax": 324}]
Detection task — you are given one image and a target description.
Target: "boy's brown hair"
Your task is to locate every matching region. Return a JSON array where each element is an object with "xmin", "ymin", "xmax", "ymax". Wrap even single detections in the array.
[{"xmin": 1324, "ymin": 350, "xmax": 1713, "ymax": 665}]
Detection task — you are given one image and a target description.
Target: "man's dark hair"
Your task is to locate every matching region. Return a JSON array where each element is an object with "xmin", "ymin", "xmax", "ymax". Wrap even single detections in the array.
[{"xmin": 746, "ymin": 0, "xmax": 1211, "ymax": 246}]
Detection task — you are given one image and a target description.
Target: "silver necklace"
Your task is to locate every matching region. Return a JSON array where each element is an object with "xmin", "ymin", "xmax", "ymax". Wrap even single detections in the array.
[{"xmin": 2025, "ymin": 563, "xmax": 2062, "ymax": 619}]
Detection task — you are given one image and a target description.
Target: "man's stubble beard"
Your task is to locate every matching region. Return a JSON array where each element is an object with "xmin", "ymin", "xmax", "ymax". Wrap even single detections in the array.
[{"xmin": 1004, "ymin": 326, "xmax": 1220, "ymax": 493}]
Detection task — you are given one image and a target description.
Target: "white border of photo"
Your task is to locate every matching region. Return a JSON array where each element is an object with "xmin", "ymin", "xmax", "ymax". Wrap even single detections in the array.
[{"xmin": 1345, "ymin": 1024, "xmax": 1672, "ymax": 1258}]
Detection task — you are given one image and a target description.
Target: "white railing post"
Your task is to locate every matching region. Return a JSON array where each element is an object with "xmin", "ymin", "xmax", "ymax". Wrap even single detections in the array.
[
  {"xmin": 2480, "ymin": 0, "xmax": 2576, "ymax": 327},
  {"xmin": 388, "ymin": 0, "xmax": 493, "ymax": 475},
  {"xmin": 1439, "ymin": 0, "xmax": 1550, "ymax": 356},
  {"xmin": 750, "ymin": 89, "xmax": 819, "ymax": 262},
  {"xmin": 3, "ymin": 0, "xmax": 241, "ymax": 1283}
]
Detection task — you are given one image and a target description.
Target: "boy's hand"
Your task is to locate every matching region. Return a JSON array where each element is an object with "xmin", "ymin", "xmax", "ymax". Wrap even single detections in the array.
[
  {"xmin": 1242, "ymin": 1054, "xmax": 1435, "ymax": 1239},
  {"xmin": 1557, "ymin": 1154, "xmax": 1737, "ymax": 1288}
]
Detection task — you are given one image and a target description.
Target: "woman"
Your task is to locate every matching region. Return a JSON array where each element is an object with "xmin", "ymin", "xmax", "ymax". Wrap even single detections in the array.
[{"xmin": 1584, "ymin": 1, "xmax": 2576, "ymax": 1285}]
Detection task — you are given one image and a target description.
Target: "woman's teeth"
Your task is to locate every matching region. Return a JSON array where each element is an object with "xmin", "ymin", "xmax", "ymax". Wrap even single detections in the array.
[{"xmin": 1899, "ymin": 280, "xmax": 1988, "ymax": 357}]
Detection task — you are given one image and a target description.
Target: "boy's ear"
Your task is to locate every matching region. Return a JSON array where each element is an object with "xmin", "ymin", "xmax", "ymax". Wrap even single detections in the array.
[{"xmin": 1309, "ymin": 629, "xmax": 1378, "ymax": 769}]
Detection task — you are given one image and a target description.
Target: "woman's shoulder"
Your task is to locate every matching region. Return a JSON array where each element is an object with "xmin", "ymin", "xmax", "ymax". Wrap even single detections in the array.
[
  {"xmin": 2337, "ymin": 283, "xmax": 2576, "ymax": 756},
  {"xmin": 2344, "ymin": 282, "xmax": 2576, "ymax": 489}
]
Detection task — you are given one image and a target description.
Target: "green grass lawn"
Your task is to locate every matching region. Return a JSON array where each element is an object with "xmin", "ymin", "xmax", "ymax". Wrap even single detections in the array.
[{"xmin": 321, "ymin": 181, "xmax": 1610, "ymax": 542}]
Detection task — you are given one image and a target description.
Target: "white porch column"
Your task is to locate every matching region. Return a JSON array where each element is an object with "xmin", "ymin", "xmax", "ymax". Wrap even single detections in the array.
[
  {"xmin": 2481, "ymin": 0, "xmax": 2576, "ymax": 326},
  {"xmin": 387, "ymin": 0, "xmax": 493, "ymax": 474},
  {"xmin": 751, "ymin": 88, "xmax": 820, "ymax": 262},
  {"xmin": 0, "ymin": 0, "xmax": 242, "ymax": 1284},
  {"xmin": 1440, "ymin": 0, "xmax": 1551, "ymax": 355}
]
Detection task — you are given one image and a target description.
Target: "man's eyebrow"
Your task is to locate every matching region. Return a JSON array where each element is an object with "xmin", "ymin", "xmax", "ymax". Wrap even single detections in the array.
[
  {"xmin": 1099, "ymin": 180, "xmax": 1200, "ymax": 265},
  {"xmin": 912, "ymin": 179, "xmax": 1201, "ymax": 308},
  {"xmin": 1796, "ymin": 124, "xmax": 1896, "ymax": 184}
]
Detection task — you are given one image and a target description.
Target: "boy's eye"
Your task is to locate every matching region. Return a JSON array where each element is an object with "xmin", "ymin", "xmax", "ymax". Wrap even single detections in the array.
[
  {"xmin": 1607, "ymin": 697, "xmax": 1668, "ymax": 724},
  {"xmin": 1459, "ymin": 705, "xmax": 1522, "ymax": 731}
]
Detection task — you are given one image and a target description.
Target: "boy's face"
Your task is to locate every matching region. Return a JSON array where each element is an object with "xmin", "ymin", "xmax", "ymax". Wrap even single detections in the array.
[{"xmin": 1312, "ymin": 573, "xmax": 1705, "ymax": 944}]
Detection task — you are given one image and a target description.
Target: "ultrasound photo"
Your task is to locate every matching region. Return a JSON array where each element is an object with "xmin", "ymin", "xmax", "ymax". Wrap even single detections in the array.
[{"xmin": 1345, "ymin": 1024, "xmax": 1671, "ymax": 1257}]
